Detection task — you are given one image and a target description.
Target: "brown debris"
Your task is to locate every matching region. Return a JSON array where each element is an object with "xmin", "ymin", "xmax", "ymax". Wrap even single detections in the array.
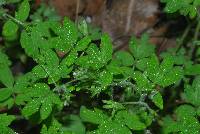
[{"xmin": 51, "ymin": 0, "xmax": 176, "ymax": 51}]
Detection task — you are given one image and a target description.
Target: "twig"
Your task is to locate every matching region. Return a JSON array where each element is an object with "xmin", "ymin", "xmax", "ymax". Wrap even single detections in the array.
[
  {"xmin": 75, "ymin": 0, "xmax": 80, "ymax": 25},
  {"xmin": 3, "ymin": 13, "xmax": 25, "ymax": 26},
  {"xmin": 190, "ymin": 18, "xmax": 200, "ymax": 58},
  {"xmin": 125, "ymin": 0, "xmax": 135, "ymax": 34},
  {"xmin": 175, "ymin": 24, "xmax": 191, "ymax": 53},
  {"xmin": 122, "ymin": 101, "xmax": 153, "ymax": 113}
]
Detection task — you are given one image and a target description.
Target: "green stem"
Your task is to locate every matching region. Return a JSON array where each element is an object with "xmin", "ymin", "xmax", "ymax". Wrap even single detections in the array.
[
  {"xmin": 190, "ymin": 18, "xmax": 200, "ymax": 58},
  {"xmin": 3, "ymin": 13, "xmax": 25, "ymax": 26},
  {"xmin": 176, "ymin": 24, "xmax": 191, "ymax": 53},
  {"xmin": 122, "ymin": 101, "xmax": 153, "ymax": 113}
]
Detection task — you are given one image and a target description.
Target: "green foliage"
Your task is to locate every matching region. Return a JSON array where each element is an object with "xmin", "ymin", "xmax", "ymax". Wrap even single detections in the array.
[
  {"xmin": 0, "ymin": 114, "xmax": 15, "ymax": 134},
  {"xmin": 80, "ymin": 107, "xmax": 150, "ymax": 133},
  {"xmin": 0, "ymin": 0, "xmax": 200, "ymax": 133},
  {"xmin": 161, "ymin": 0, "xmax": 200, "ymax": 18}
]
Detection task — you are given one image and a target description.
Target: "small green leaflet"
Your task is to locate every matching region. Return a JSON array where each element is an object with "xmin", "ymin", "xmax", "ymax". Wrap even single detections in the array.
[
  {"xmin": 0, "ymin": 66, "xmax": 14, "ymax": 88},
  {"xmin": 61, "ymin": 115, "xmax": 86, "ymax": 134},
  {"xmin": 146, "ymin": 55, "xmax": 183, "ymax": 87},
  {"xmin": 40, "ymin": 96, "xmax": 53, "ymax": 120},
  {"xmin": 115, "ymin": 110, "xmax": 146, "ymax": 130},
  {"xmin": 0, "ymin": 51, "xmax": 14, "ymax": 88},
  {"xmin": 76, "ymin": 34, "xmax": 113, "ymax": 69},
  {"xmin": 163, "ymin": 105, "xmax": 200, "ymax": 134},
  {"xmin": 150, "ymin": 91, "xmax": 163, "ymax": 109},
  {"xmin": 114, "ymin": 51, "xmax": 134, "ymax": 66},
  {"xmin": 98, "ymin": 70, "xmax": 113, "ymax": 87},
  {"xmin": 22, "ymin": 98, "xmax": 42, "ymax": 118},
  {"xmin": 0, "ymin": 51, "xmax": 11, "ymax": 66},
  {"xmin": 2, "ymin": 20, "xmax": 18, "ymax": 37},
  {"xmin": 184, "ymin": 76, "xmax": 200, "ymax": 106},
  {"xmin": 0, "ymin": 114, "xmax": 16, "ymax": 134},
  {"xmin": 80, "ymin": 106, "xmax": 109, "ymax": 124},
  {"xmin": 132, "ymin": 71, "xmax": 153, "ymax": 91},
  {"xmin": 75, "ymin": 36, "xmax": 91, "ymax": 51},
  {"xmin": 18, "ymin": 83, "xmax": 62, "ymax": 120},
  {"xmin": 0, "ymin": 114, "xmax": 15, "ymax": 127},
  {"xmin": 0, "ymin": 88, "xmax": 13, "ymax": 102},
  {"xmin": 184, "ymin": 64, "xmax": 200, "ymax": 75},
  {"xmin": 89, "ymin": 120, "xmax": 132, "ymax": 134},
  {"xmin": 40, "ymin": 118, "xmax": 70, "ymax": 134},
  {"xmin": 15, "ymin": 0, "xmax": 30, "ymax": 21},
  {"xmin": 80, "ymin": 107, "xmax": 149, "ymax": 133},
  {"xmin": 129, "ymin": 34, "xmax": 155, "ymax": 59},
  {"xmin": 161, "ymin": 0, "xmax": 200, "ymax": 18}
]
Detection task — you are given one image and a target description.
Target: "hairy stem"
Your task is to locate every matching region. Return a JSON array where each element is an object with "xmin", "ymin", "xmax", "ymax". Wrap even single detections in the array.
[
  {"xmin": 122, "ymin": 101, "xmax": 154, "ymax": 113},
  {"xmin": 3, "ymin": 13, "xmax": 25, "ymax": 26}
]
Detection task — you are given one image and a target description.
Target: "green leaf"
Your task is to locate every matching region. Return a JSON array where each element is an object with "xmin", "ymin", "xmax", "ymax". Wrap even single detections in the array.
[
  {"xmin": 175, "ymin": 105, "xmax": 196, "ymax": 118},
  {"xmin": 80, "ymin": 106, "xmax": 109, "ymax": 124},
  {"xmin": 135, "ymin": 58, "xmax": 148, "ymax": 71},
  {"xmin": 56, "ymin": 17, "xmax": 78, "ymax": 52},
  {"xmin": 41, "ymin": 119, "xmax": 70, "ymax": 134},
  {"xmin": 60, "ymin": 50, "xmax": 78, "ymax": 67},
  {"xmin": 32, "ymin": 65, "xmax": 47, "ymax": 79},
  {"xmin": 19, "ymin": 83, "xmax": 62, "ymax": 120},
  {"xmin": 0, "ymin": 98, "xmax": 14, "ymax": 109},
  {"xmin": 175, "ymin": 105, "xmax": 200, "ymax": 134},
  {"xmin": 0, "ymin": 114, "xmax": 15, "ymax": 127},
  {"xmin": 2, "ymin": 20, "xmax": 18, "ymax": 37},
  {"xmin": 184, "ymin": 76, "xmax": 200, "ymax": 106},
  {"xmin": 160, "ymin": 55, "xmax": 174, "ymax": 73},
  {"xmin": 0, "ymin": 65, "xmax": 14, "ymax": 88},
  {"xmin": 115, "ymin": 110, "xmax": 146, "ymax": 130},
  {"xmin": 77, "ymin": 34, "xmax": 112, "ymax": 69},
  {"xmin": 163, "ymin": 104, "xmax": 200, "ymax": 134},
  {"xmin": 114, "ymin": 51, "xmax": 134, "ymax": 66},
  {"xmin": 146, "ymin": 54, "xmax": 160, "ymax": 83},
  {"xmin": 160, "ymin": 66, "xmax": 183, "ymax": 87},
  {"xmin": 75, "ymin": 36, "xmax": 91, "ymax": 51},
  {"xmin": 151, "ymin": 91, "xmax": 163, "ymax": 109},
  {"xmin": 62, "ymin": 115, "xmax": 86, "ymax": 134},
  {"xmin": 184, "ymin": 64, "xmax": 200, "ymax": 75},
  {"xmin": 20, "ymin": 30, "xmax": 39, "ymax": 57},
  {"xmin": 0, "ymin": 51, "xmax": 11, "ymax": 66},
  {"xmin": 40, "ymin": 97, "xmax": 53, "ymax": 120},
  {"xmin": 91, "ymin": 120, "xmax": 131, "ymax": 134},
  {"xmin": 162, "ymin": 0, "xmax": 198, "ymax": 18},
  {"xmin": 0, "ymin": 114, "xmax": 16, "ymax": 133},
  {"xmin": 132, "ymin": 71, "xmax": 153, "ymax": 91},
  {"xmin": 163, "ymin": 0, "xmax": 182, "ymax": 13},
  {"xmin": 0, "ymin": 126, "xmax": 16, "ymax": 134},
  {"xmin": 0, "ymin": 88, "xmax": 12, "ymax": 102},
  {"xmin": 22, "ymin": 98, "xmax": 42, "ymax": 118},
  {"xmin": 15, "ymin": 0, "xmax": 30, "ymax": 21},
  {"xmin": 100, "ymin": 34, "xmax": 113, "ymax": 64},
  {"xmin": 146, "ymin": 55, "xmax": 183, "ymax": 87},
  {"xmin": 129, "ymin": 34, "xmax": 155, "ymax": 59},
  {"xmin": 99, "ymin": 70, "xmax": 113, "ymax": 87}
]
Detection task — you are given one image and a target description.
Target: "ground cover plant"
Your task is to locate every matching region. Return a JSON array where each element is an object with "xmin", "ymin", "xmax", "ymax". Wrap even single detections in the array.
[{"xmin": 1, "ymin": 0, "xmax": 200, "ymax": 133}]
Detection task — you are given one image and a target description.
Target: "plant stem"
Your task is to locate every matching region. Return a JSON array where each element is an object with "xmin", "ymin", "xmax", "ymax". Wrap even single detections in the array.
[
  {"xmin": 176, "ymin": 24, "xmax": 191, "ymax": 53},
  {"xmin": 190, "ymin": 18, "xmax": 200, "ymax": 58},
  {"xmin": 3, "ymin": 13, "xmax": 25, "ymax": 26},
  {"xmin": 122, "ymin": 101, "xmax": 153, "ymax": 113}
]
